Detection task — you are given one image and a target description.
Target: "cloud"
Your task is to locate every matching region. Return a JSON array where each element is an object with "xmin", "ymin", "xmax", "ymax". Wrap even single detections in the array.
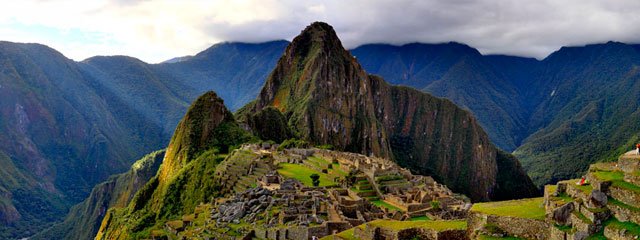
[{"xmin": 1, "ymin": 0, "xmax": 639, "ymax": 62}]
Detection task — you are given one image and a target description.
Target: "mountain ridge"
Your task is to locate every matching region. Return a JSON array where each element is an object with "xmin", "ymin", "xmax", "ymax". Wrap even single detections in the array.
[{"xmin": 241, "ymin": 22, "xmax": 537, "ymax": 201}]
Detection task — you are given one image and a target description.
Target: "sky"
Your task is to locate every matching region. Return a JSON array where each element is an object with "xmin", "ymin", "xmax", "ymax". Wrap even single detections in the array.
[{"xmin": 1, "ymin": 0, "xmax": 639, "ymax": 63}]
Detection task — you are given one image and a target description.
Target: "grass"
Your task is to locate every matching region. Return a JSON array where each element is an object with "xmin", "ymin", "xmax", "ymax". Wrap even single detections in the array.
[
  {"xmin": 591, "ymin": 170, "xmax": 624, "ymax": 182},
  {"xmin": 410, "ymin": 216, "xmax": 430, "ymax": 221},
  {"xmin": 573, "ymin": 211, "xmax": 592, "ymax": 224},
  {"xmin": 277, "ymin": 163, "xmax": 337, "ymax": 187},
  {"xmin": 605, "ymin": 218, "xmax": 640, "ymax": 236},
  {"xmin": 592, "ymin": 170, "xmax": 640, "ymax": 193},
  {"xmin": 371, "ymin": 200, "xmax": 404, "ymax": 212},
  {"xmin": 571, "ymin": 182, "xmax": 594, "ymax": 195},
  {"xmin": 470, "ymin": 197, "xmax": 545, "ymax": 220},
  {"xmin": 366, "ymin": 219, "xmax": 467, "ymax": 231},
  {"xmin": 319, "ymin": 226, "xmax": 363, "ymax": 240},
  {"xmin": 478, "ymin": 235, "xmax": 525, "ymax": 240},
  {"xmin": 608, "ymin": 197, "xmax": 640, "ymax": 212},
  {"xmin": 584, "ymin": 231, "xmax": 607, "ymax": 240}
]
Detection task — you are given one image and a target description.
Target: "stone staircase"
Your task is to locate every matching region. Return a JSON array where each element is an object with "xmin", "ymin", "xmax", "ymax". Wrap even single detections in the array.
[
  {"xmin": 353, "ymin": 176, "xmax": 379, "ymax": 201},
  {"xmin": 375, "ymin": 174, "xmax": 411, "ymax": 193},
  {"xmin": 215, "ymin": 152, "xmax": 273, "ymax": 196}
]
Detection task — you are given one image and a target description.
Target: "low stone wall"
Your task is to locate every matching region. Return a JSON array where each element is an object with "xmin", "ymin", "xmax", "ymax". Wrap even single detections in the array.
[
  {"xmin": 608, "ymin": 203, "xmax": 640, "ymax": 225},
  {"xmin": 407, "ymin": 203, "xmax": 431, "ymax": 212},
  {"xmin": 255, "ymin": 222, "xmax": 351, "ymax": 240},
  {"xmin": 354, "ymin": 222, "xmax": 468, "ymax": 240},
  {"xmin": 618, "ymin": 156, "xmax": 640, "ymax": 173},
  {"xmin": 467, "ymin": 212, "xmax": 550, "ymax": 240},
  {"xmin": 604, "ymin": 225, "xmax": 639, "ymax": 240},
  {"xmin": 624, "ymin": 172, "xmax": 640, "ymax": 186},
  {"xmin": 609, "ymin": 186, "xmax": 640, "ymax": 208}
]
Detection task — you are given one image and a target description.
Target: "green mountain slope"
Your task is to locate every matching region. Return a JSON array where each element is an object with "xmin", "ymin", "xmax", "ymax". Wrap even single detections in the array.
[
  {"xmin": 0, "ymin": 41, "xmax": 176, "ymax": 238},
  {"xmin": 515, "ymin": 42, "xmax": 640, "ymax": 186},
  {"xmin": 33, "ymin": 150, "xmax": 165, "ymax": 240},
  {"xmin": 241, "ymin": 22, "xmax": 537, "ymax": 201},
  {"xmin": 95, "ymin": 92, "xmax": 252, "ymax": 239}
]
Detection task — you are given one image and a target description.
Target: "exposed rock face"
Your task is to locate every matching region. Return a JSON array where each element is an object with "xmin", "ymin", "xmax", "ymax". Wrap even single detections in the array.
[
  {"xmin": 242, "ymin": 22, "xmax": 536, "ymax": 201},
  {"xmin": 552, "ymin": 202, "xmax": 574, "ymax": 225},
  {"xmin": 587, "ymin": 190, "xmax": 607, "ymax": 208},
  {"xmin": 243, "ymin": 106, "xmax": 292, "ymax": 143}
]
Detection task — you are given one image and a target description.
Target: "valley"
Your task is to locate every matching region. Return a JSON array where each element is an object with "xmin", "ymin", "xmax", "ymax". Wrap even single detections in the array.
[{"xmin": 0, "ymin": 13, "xmax": 638, "ymax": 240}]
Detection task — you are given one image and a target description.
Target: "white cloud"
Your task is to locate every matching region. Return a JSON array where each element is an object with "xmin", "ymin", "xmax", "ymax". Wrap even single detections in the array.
[{"xmin": 1, "ymin": 0, "xmax": 639, "ymax": 63}]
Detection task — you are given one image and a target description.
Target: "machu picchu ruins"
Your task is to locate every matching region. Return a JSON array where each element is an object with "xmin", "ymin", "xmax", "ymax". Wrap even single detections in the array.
[{"xmin": 149, "ymin": 145, "xmax": 640, "ymax": 240}]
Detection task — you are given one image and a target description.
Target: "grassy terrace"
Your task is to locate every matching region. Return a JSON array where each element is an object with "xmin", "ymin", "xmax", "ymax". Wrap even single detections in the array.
[
  {"xmin": 371, "ymin": 199, "xmax": 404, "ymax": 212},
  {"xmin": 605, "ymin": 218, "xmax": 640, "ymax": 236},
  {"xmin": 277, "ymin": 155, "xmax": 348, "ymax": 187},
  {"xmin": 321, "ymin": 220, "xmax": 466, "ymax": 240},
  {"xmin": 608, "ymin": 197, "xmax": 640, "ymax": 212},
  {"xmin": 471, "ymin": 197, "xmax": 546, "ymax": 220},
  {"xmin": 366, "ymin": 219, "xmax": 467, "ymax": 231},
  {"xmin": 545, "ymin": 185, "xmax": 573, "ymax": 204},
  {"xmin": 592, "ymin": 170, "xmax": 640, "ymax": 193},
  {"xmin": 277, "ymin": 163, "xmax": 336, "ymax": 187}
]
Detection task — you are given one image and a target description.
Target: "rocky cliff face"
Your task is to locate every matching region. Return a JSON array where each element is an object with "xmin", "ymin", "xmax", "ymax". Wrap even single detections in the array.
[
  {"xmin": 32, "ymin": 150, "xmax": 164, "ymax": 240},
  {"xmin": 243, "ymin": 22, "xmax": 536, "ymax": 201}
]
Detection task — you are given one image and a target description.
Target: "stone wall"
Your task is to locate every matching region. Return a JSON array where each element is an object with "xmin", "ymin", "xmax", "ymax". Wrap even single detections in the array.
[
  {"xmin": 609, "ymin": 186, "xmax": 640, "ymax": 208},
  {"xmin": 608, "ymin": 203, "xmax": 640, "ymax": 224},
  {"xmin": 467, "ymin": 212, "xmax": 550, "ymax": 240}
]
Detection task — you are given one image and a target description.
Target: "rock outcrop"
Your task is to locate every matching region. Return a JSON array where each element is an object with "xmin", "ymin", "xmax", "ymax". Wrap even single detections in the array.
[{"xmin": 241, "ymin": 22, "xmax": 536, "ymax": 201}]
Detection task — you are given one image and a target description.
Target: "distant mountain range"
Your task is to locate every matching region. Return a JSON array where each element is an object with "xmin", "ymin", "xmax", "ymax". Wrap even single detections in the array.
[{"xmin": 1, "ymin": 27, "xmax": 640, "ymax": 239}]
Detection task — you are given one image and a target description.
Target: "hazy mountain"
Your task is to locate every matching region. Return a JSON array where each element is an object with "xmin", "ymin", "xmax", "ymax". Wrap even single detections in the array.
[
  {"xmin": 351, "ymin": 43, "xmax": 538, "ymax": 151},
  {"xmin": 514, "ymin": 42, "xmax": 640, "ymax": 186},
  {"xmin": 155, "ymin": 40, "xmax": 289, "ymax": 110},
  {"xmin": 0, "ymin": 42, "xmax": 172, "ymax": 238},
  {"xmin": 0, "ymin": 41, "xmax": 284, "ymax": 238}
]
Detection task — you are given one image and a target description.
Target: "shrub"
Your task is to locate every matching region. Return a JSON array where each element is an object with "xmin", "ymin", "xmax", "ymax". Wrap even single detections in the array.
[{"xmin": 310, "ymin": 174, "xmax": 320, "ymax": 187}]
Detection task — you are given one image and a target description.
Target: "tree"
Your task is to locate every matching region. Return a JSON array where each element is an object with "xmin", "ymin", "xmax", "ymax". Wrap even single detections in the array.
[{"xmin": 310, "ymin": 174, "xmax": 320, "ymax": 187}]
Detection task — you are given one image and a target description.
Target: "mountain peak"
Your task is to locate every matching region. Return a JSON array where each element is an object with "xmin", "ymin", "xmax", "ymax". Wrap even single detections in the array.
[{"xmin": 284, "ymin": 21, "xmax": 346, "ymax": 60}]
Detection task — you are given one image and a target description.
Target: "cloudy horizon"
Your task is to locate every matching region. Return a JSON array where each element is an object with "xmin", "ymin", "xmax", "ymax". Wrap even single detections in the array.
[{"xmin": 2, "ymin": 0, "xmax": 639, "ymax": 63}]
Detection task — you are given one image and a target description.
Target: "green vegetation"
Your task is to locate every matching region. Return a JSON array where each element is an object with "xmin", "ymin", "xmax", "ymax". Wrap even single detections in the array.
[
  {"xmin": 470, "ymin": 197, "xmax": 545, "ymax": 220},
  {"xmin": 608, "ymin": 197, "xmax": 640, "ymax": 212},
  {"xmin": 605, "ymin": 218, "xmax": 640, "ymax": 236},
  {"xmin": 592, "ymin": 170, "xmax": 640, "ymax": 193},
  {"xmin": 430, "ymin": 200, "xmax": 441, "ymax": 210},
  {"xmin": 277, "ymin": 163, "xmax": 336, "ymax": 187},
  {"xmin": 277, "ymin": 138, "xmax": 310, "ymax": 151},
  {"xmin": 410, "ymin": 216, "xmax": 430, "ymax": 221},
  {"xmin": 33, "ymin": 150, "xmax": 166, "ymax": 240},
  {"xmin": 366, "ymin": 219, "xmax": 467, "ymax": 231},
  {"xmin": 371, "ymin": 200, "xmax": 404, "ymax": 212},
  {"xmin": 310, "ymin": 174, "xmax": 320, "ymax": 187},
  {"xmin": 584, "ymin": 231, "xmax": 607, "ymax": 240},
  {"xmin": 320, "ymin": 226, "xmax": 362, "ymax": 240}
]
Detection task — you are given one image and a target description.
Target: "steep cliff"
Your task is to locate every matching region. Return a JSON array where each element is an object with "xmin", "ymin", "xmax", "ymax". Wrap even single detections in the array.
[
  {"xmin": 96, "ymin": 91, "xmax": 252, "ymax": 239},
  {"xmin": 33, "ymin": 150, "xmax": 164, "ymax": 240},
  {"xmin": 242, "ymin": 22, "xmax": 537, "ymax": 201}
]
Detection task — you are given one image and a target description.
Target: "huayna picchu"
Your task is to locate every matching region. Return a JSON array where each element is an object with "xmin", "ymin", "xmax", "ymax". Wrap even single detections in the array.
[
  {"xmin": 94, "ymin": 22, "xmax": 540, "ymax": 239},
  {"xmin": 238, "ymin": 22, "xmax": 537, "ymax": 202}
]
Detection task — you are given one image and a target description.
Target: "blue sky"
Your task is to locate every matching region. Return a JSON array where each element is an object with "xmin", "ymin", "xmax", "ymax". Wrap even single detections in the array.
[{"xmin": 1, "ymin": 0, "xmax": 639, "ymax": 63}]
